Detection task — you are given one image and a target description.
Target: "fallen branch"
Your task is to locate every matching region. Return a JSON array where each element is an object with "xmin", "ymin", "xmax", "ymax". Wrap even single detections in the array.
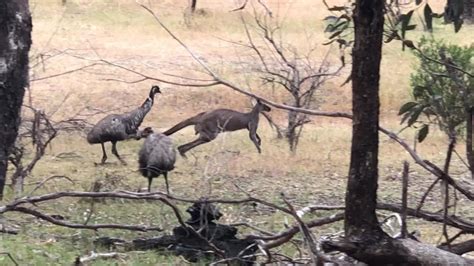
[
  {"xmin": 12, "ymin": 207, "xmax": 162, "ymax": 232},
  {"xmin": 75, "ymin": 251, "xmax": 126, "ymax": 264},
  {"xmin": 297, "ymin": 203, "xmax": 474, "ymax": 233},
  {"xmin": 439, "ymin": 239, "xmax": 474, "ymax": 255}
]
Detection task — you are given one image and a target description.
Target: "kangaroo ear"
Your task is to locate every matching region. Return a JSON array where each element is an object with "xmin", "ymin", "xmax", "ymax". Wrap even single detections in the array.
[{"xmin": 250, "ymin": 98, "xmax": 257, "ymax": 106}]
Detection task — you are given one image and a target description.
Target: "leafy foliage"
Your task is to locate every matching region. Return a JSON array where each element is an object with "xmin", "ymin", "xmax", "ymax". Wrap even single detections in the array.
[{"xmin": 399, "ymin": 37, "xmax": 474, "ymax": 142}]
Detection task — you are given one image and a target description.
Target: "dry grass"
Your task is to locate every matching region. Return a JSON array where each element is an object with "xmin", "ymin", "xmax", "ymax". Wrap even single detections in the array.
[{"xmin": 1, "ymin": 0, "xmax": 473, "ymax": 264}]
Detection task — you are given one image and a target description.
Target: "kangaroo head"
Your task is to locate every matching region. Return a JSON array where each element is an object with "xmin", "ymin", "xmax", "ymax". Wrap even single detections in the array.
[
  {"xmin": 150, "ymin": 85, "xmax": 161, "ymax": 97},
  {"xmin": 257, "ymin": 99, "xmax": 271, "ymax": 112},
  {"xmin": 136, "ymin": 127, "xmax": 154, "ymax": 139}
]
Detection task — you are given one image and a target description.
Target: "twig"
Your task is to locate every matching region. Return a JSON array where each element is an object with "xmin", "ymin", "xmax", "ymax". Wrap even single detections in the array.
[
  {"xmin": 0, "ymin": 253, "xmax": 19, "ymax": 266},
  {"xmin": 27, "ymin": 175, "xmax": 74, "ymax": 196},
  {"xmin": 416, "ymin": 177, "xmax": 441, "ymax": 213}
]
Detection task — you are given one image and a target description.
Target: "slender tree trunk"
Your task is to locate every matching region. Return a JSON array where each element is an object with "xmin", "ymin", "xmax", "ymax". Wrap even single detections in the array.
[
  {"xmin": 345, "ymin": 0, "xmax": 385, "ymax": 240},
  {"xmin": 190, "ymin": 0, "xmax": 197, "ymax": 13},
  {"xmin": 0, "ymin": 0, "xmax": 32, "ymax": 200},
  {"xmin": 467, "ymin": 108, "xmax": 474, "ymax": 179}
]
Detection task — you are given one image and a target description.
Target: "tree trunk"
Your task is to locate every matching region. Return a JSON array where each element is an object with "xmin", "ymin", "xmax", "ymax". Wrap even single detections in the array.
[
  {"xmin": 467, "ymin": 107, "xmax": 474, "ymax": 179},
  {"xmin": 0, "ymin": 0, "xmax": 32, "ymax": 200},
  {"xmin": 345, "ymin": 0, "xmax": 385, "ymax": 240},
  {"xmin": 465, "ymin": 0, "xmax": 474, "ymax": 23},
  {"xmin": 190, "ymin": 0, "xmax": 197, "ymax": 13}
]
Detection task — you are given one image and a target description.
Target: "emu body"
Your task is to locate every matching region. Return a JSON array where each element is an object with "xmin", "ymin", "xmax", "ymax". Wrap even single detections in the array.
[
  {"xmin": 138, "ymin": 128, "xmax": 176, "ymax": 193},
  {"xmin": 87, "ymin": 85, "xmax": 161, "ymax": 164},
  {"xmin": 163, "ymin": 100, "xmax": 271, "ymax": 157}
]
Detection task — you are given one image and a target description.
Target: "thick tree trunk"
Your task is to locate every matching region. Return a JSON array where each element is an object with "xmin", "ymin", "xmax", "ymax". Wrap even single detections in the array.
[
  {"xmin": 345, "ymin": 0, "xmax": 385, "ymax": 240},
  {"xmin": 0, "ymin": 0, "xmax": 32, "ymax": 200}
]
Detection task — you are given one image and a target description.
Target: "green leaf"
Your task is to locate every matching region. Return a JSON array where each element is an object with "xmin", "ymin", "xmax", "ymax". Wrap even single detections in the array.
[
  {"xmin": 418, "ymin": 124, "xmax": 429, "ymax": 142},
  {"xmin": 407, "ymin": 106, "xmax": 425, "ymax": 126},
  {"xmin": 413, "ymin": 85, "xmax": 427, "ymax": 98},
  {"xmin": 329, "ymin": 30, "xmax": 344, "ymax": 39},
  {"xmin": 328, "ymin": 6, "xmax": 346, "ymax": 11},
  {"xmin": 424, "ymin": 4, "xmax": 433, "ymax": 31},
  {"xmin": 399, "ymin": 102, "xmax": 418, "ymax": 115},
  {"xmin": 401, "ymin": 10, "xmax": 414, "ymax": 50},
  {"xmin": 385, "ymin": 30, "xmax": 400, "ymax": 43},
  {"xmin": 401, "ymin": 10, "xmax": 414, "ymax": 32}
]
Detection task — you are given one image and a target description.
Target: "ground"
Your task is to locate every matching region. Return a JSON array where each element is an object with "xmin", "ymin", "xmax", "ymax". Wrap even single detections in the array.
[{"xmin": 0, "ymin": 0, "xmax": 473, "ymax": 265}]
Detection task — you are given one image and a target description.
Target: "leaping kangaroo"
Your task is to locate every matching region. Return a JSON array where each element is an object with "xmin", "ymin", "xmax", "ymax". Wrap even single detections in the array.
[{"xmin": 163, "ymin": 100, "xmax": 271, "ymax": 157}]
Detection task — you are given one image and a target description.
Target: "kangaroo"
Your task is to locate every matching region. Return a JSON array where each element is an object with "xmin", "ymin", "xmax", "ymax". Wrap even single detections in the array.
[{"xmin": 163, "ymin": 100, "xmax": 271, "ymax": 157}]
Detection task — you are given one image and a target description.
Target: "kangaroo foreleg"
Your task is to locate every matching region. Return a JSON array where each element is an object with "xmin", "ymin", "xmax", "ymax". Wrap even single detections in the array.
[{"xmin": 249, "ymin": 131, "xmax": 261, "ymax": 153}]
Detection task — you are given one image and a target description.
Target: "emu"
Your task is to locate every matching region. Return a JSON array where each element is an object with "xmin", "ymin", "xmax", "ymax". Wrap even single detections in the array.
[
  {"xmin": 87, "ymin": 85, "xmax": 161, "ymax": 165},
  {"xmin": 163, "ymin": 100, "xmax": 271, "ymax": 157},
  {"xmin": 138, "ymin": 127, "xmax": 176, "ymax": 193}
]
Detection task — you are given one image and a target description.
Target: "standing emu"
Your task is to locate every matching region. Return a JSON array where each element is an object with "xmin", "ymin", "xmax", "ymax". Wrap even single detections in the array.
[
  {"xmin": 163, "ymin": 100, "xmax": 271, "ymax": 157},
  {"xmin": 87, "ymin": 85, "xmax": 161, "ymax": 165},
  {"xmin": 138, "ymin": 127, "xmax": 176, "ymax": 193}
]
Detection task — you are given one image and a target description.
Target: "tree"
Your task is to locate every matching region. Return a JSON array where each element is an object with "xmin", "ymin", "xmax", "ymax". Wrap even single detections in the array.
[
  {"xmin": 0, "ymin": 0, "xmax": 32, "ymax": 200},
  {"xmin": 239, "ymin": 13, "xmax": 341, "ymax": 152},
  {"xmin": 464, "ymin": 0, "xmax": 474, "ymax": 23},
  {"xmin": 344, "ymin": 0, "xmax": 387, "ymax": 251},
  {"xmin": 189, "ymin": 0, "xmax": 197, "ymax": 13},
  {"xmin": 400, "ymin": 38, "xmax": 474, "ymax": 177},
  {"xmin": 323, "ymin": 0, "xmax": 473, "ymax": 264}
]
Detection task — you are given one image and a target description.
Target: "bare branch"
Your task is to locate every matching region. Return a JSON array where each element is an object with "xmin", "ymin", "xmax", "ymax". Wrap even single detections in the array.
[
  {"xmin": 12, "ymin": 207, "xmax": 163, "ymax": 232},
  {"xmin": 27, "ymin": 175, "xmax": 74, "ymax": 196},
  {"xmin": 30, "ymin": 63, "xmax": 101, "ymax": 82}
]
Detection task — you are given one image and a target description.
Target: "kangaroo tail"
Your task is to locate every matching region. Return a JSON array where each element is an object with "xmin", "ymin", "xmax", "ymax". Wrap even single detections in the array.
[{"xmin": 163, "ymin": 112, "xmax": 205, "ymax": 136}]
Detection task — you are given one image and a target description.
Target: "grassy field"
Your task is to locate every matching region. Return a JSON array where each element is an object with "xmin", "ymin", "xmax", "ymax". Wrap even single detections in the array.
[{"xmin": 1, "ymin": 0, "xmax": 473, "ymax": 264}]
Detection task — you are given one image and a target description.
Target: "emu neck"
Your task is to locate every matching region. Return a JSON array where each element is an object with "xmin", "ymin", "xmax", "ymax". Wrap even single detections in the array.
[{"xmin": 124, "ymin": 95, "xmax": 155, "ymax": 132}]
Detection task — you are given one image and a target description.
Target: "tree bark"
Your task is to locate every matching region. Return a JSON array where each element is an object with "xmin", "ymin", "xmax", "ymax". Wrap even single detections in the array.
[
  {"xmin": 0, "ymin": 0, "xmax": 32, "ymax": 200},
  {"xmin": 345, "ymin": 0, "xmax": 385, "ymax": 240},
  {"xmin": 465, "ymin": 0, "xmax": 474, "ymax": 23}
]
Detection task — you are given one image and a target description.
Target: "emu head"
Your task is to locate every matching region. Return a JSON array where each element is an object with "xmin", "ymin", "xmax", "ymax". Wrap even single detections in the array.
[
  {"xmin": 135, "ymin": 127, "xmax": 154, "ymax": 140},
  {"xmin": 257, "ymin": 99, "xmax": 271, "ymax": 112},
  {"xmin": 149, "ymin": 85, "xmax": 161, "ymax": 97}
]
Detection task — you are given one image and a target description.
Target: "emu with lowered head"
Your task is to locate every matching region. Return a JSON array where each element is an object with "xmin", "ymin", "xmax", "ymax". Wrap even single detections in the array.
[
  {"xmin": 138, "ymin": 127, "xmax": 176, "ymax": 193},
  {"xmin": 163, "ymin": 99, "xmax": 271, "ymax": 157}
]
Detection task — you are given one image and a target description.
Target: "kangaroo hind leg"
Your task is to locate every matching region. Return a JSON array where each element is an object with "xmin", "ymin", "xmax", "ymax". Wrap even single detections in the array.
[{"xmin": 178, "ymin": 132, "xmax": 216, "ymax": 158}]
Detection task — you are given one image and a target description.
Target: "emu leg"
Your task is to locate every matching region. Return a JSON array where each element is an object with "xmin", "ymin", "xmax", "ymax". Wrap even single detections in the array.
[
  {"xmin": 178, "ymin": 134, "xmax": 214, "ymax": 157},
  {"xmin": 111, "ymin": 141, "xmax": 127, "ymax": 165},
  {"xmin": 100, "ymin": 143, "xmax": 107, "ymax": 164},
  {"xmin": 163, "ymin": 172, "xmax": 169, "ymax": 194},
  {"xmin": 148, "ymin": 176, "xmax": 153, "ymax": 192}
]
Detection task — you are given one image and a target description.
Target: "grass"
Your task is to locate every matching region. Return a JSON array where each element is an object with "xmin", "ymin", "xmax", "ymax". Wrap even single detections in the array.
[{"xmin": 2, "ymin": 0, "xmax": 474, "ymax": 264}]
